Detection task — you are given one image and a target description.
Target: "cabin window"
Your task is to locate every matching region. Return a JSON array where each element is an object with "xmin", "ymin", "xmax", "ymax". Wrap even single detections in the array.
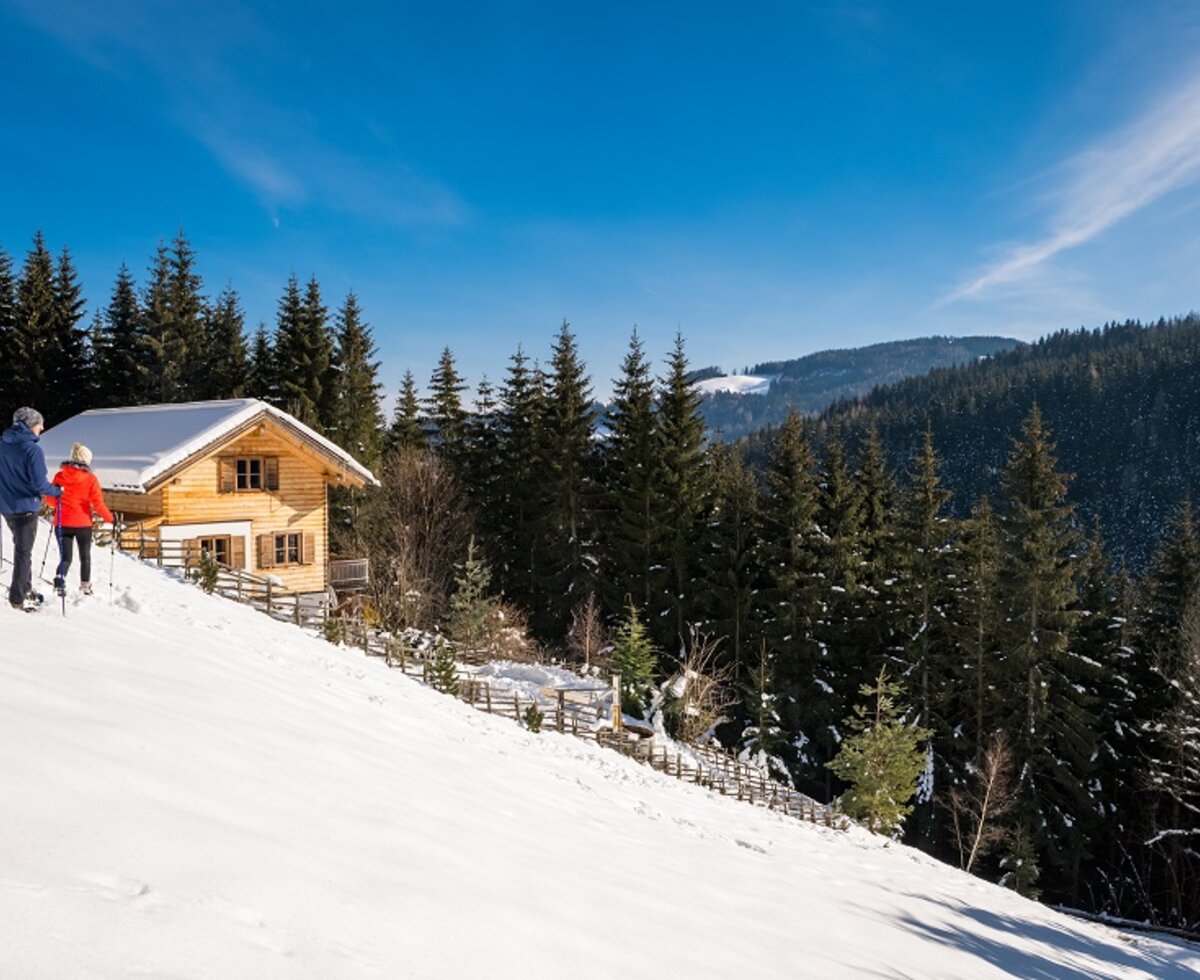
[
  {"xmin": 220, "ymin": 457, "xmax": 280, "ymax": 493},
  {"xmin": 236, "ymin": 458, "xmax": 263, "ymax": 490},
  {"xmin": 198, "ymin": 535, "xmax": 231, "ymax": 565},
  {"xmin": 257, "ymin": 530, "xmax": 315, "ymax": 569},
  {"xmin": 274, "ymin": 532, "xmax": 301, "ymax": 566},
  {"xmin": 183, "ymin": 534, "xmax": 245, "ymax": 570}
]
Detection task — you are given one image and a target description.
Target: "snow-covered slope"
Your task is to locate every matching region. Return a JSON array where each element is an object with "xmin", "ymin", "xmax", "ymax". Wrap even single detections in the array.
[{"xmin": 3, "ymin": 522, "xmax": 1197, "ymax": 979}]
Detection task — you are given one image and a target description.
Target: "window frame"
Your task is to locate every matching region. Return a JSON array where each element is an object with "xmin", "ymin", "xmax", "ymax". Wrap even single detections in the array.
[{"xmin": 197, "ymin": 534, "xmax": 232, "ymax": 566}]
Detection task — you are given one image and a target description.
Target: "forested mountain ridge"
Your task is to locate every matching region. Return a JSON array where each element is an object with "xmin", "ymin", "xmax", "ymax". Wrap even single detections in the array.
[
  {"xmin": 767, "ymin": 316, "xmax": 1200, "ymax": 570},
  {"xmin": 700, "ymin": 335, "xmax": 1019, "ymax": 439}
]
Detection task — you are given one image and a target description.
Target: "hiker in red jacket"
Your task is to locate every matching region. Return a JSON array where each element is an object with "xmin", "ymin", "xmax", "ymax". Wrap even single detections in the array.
[{"xmin": 44, "ymin": 442, "xmax": 114, "ymax": 596}]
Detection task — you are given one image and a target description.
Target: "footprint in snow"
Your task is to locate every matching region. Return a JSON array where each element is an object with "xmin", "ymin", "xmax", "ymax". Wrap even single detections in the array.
[{"xmin": 75, "ymin": 872, "xmax": 156, "ymax": 907}]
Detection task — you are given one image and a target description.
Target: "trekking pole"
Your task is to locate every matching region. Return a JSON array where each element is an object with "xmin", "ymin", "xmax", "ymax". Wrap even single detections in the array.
[
  {"xmin": 109, "ymin": 513, "xmax": 121, "ymax": 606},
  {"xmin": 55, "ymin": 499, "xmax": 66, "ymax": 617},
  {"xmin": 38, "ymin": 515, "xmax": 54, "ymax": 582}
]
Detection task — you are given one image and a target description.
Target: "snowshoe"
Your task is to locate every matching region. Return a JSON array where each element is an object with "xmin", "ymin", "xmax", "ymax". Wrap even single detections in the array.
[{"xmin": 17, "ymin": 592, "xmax": 45, "ymax": 612}]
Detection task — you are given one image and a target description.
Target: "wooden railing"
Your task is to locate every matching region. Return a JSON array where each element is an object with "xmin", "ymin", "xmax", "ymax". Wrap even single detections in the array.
[{"xmin": 329, "ymin": 557, "xmax": 370, "ymax": 593}]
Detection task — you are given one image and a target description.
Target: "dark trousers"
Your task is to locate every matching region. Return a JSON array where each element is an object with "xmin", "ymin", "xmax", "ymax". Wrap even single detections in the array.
[
  {"xmin": 59, "ymin": 527, "xmax": 94, "ymax": 584},
  {"xmin": 3, "ymin": 512, "xmax": 38, "ymax": 606}
]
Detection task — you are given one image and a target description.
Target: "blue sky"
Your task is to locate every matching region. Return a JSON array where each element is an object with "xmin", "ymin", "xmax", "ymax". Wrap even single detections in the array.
[{"xmin": 3, "ymin": 1, "xmax": 1200, "ymax": 400}]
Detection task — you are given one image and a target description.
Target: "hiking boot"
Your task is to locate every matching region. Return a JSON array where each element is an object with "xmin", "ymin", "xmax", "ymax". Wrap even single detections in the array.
[
  {"xmin": 80, "ymin": 582, "xmax": 94, "ymax": 596},
  {"xmin": 53, "ymin": 576, "xmax": 66, "ymax": 597}
]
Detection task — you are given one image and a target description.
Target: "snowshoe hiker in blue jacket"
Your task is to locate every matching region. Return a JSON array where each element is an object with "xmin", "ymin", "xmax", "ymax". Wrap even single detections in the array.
[{"xmin": 1, "ymin": 407, "xmax": 63, "ymax": 610}]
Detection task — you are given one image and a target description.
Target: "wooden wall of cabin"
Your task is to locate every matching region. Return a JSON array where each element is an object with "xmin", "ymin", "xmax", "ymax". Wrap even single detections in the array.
[
  {"xmin": 103, "ymin": 489, "xmax": 165, "ymax": 532},
  {"xmin": 159, "ymin": 427, "xmax": 330, "ymax": 593}
]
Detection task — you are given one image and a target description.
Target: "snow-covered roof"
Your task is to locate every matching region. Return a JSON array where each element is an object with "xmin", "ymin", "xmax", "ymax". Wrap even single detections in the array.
[{"xmin": 39, "ymin": 399, "xmax": 378, "ymax": 493}]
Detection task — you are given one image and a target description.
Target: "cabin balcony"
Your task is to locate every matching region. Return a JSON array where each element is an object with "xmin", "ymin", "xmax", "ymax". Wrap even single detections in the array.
[{"xmin": 328, "ymin": 557, "xmax": 371, "ymax": 594}]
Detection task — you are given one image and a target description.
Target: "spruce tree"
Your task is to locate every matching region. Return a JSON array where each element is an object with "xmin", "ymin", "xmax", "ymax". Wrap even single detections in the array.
[
  {"xmin": 897, "ymin": 428, "xmax": 959, "ymax": 846},
  {"xmin": 93, "ymin": 265, "xmax": 145, "ymax": 407},
  {"xmin": 655, "ymin": 333, "xmax": 706, "ymax": 653},
  {"xmin": 330, "ymin": 292, "xmax": 384, "ymax": 463},
  {"xmin": 600, "ymin": 330, "xmax": 664, "ymax": 616},
  {"xmin": 141, "ymin": 241, "xmax": 187, "ymax": 403},
  {"xmin": 0, "ymin": 247, "xmax": 16, "ymax": 401},
  {"xmin": 853, "ymin": 425, "xmax": 904, "ymax": 681},
  {"xmin": 697, "ymin": 443, "xmax": 761, "ymax": 681},
  {"xmin": 740, "ymin": 641, "xmax": 789, "ymax": 780},
  {"xmin": 304, "ymin": 277, "xmax": 339, "ymax": 433},
  {"xmin": 463, "ymin": 376, "xmax": 501, "ymax": 536},
  {"xmin": 1131, "ymin": 503, "xmax": 1200, "ymax": 926},
  {"xmin": 1072, "ymin": 528, "xmax": 1140, "ymax": 914},
  {"xmin": 957, "ymin": 495, "xmax": 1003, "ymax": 761},
  {"xmin": 167, "ymin": 231, "xmax": 208, "ymax": 399},
  {"xmin": 426, "ymin": 346, "xmax": 469, "ymax": 470},
  {"xmin": 530, "ymin": 323, "xmax": 597, "ymax": 640},
  {"xmin": 809, "ymin": 432, "xmax": 864, "ymax": 795},
  {"xmin": 274, "ymin": 275, "xmax": 333, "ymax": 428},
  {"xmin": 202, "ymin": 286, "xmax": 248, "ymax": 400},
  {"xmin": 246, "ymin": 322, "xmax": 277, "ymax": 403},
  {"xmin": 47, "ymin": 246, "xmax": 91, "ymax": 417},
  {"xmin": 388, "ymin": 370, "xmax": 426, "ymax": 451},
  {"xmin": 997, "ymin": 405, "xmax": 1097, "ymax": 895},
  {"xmin": 492, "ymin": 348, "xmax": 546, "ymax": 610},
  {"xmin": 757, "ymin": 409, "xmax": 823, "ymax": 776},
  {"xmin": 10, "ymin": 232, "xmax": 57, "ymax": 410}
]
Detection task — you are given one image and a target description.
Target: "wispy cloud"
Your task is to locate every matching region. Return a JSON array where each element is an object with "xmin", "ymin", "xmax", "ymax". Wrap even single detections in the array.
[
  {"xmin": 5, "ymin": 0, "xmax": 468, "ymax": 229},
  {"xmin": 947, "ymin": 69, "xmax": 1200, "ymax": 303}
]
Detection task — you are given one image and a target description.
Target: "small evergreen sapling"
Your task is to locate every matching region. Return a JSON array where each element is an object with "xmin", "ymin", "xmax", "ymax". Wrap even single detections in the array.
[
  {"xmin": 195, "ymin": 549, "xmax": 220, "ymax": 594},
  {"xmin": 1000, "ymin": 823, "xmax": 1042, "ymax": 899},
  {"xmin": 430, "ymin": 638, "xmax": 460, "ymax": 696},
  {"xmin": 322, "ymin": 616, "xmax": 345, "ymax": 645},
  {"xmin": 447, "ymin": 537, "xmax": 494, "ymax": 659},
  {"xmin": 827, "ymin": 667, "xmax": 932, "ymax": 836},
  {"xmin": 523, "ymin": 702, "xmax": 544, "ymax": 733},
  {"xmin": 609, "ymin": 603, "xmax": 657, "ymax": 716}
]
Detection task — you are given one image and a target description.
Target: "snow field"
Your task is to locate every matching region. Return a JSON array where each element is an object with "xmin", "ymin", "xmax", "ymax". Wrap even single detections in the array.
[{"xmin": 2, "ymin": 520, "xmax": 1198, "ymax": 978}]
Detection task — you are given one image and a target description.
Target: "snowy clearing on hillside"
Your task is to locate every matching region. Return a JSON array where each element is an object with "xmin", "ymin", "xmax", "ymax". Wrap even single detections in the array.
[
  {"xmin": 3, "ymin": 520, "xmax": 1198, "ymax": 978},
  {"xmin": 695, "ymin": 374, "xmax": 774, "ymax": 396}
]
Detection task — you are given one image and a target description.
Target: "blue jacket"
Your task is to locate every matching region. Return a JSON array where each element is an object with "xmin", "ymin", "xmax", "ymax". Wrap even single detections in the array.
[{"xmin": 0, "ymin": 422, "xmax": 62, "ymax": 515}]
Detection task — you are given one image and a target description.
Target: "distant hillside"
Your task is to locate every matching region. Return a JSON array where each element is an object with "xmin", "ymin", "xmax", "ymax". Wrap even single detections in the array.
[
  {"xmin": 754, "ymin": 316, "xmax": 1200, "ymax": 570},
  {"xmin": 700, "ymin": 335, "xmax": 1019, "ymax": 439}
]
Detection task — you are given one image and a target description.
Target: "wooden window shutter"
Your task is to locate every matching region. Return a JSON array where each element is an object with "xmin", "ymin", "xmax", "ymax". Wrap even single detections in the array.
[
  {"xmin": 230, "ymin": 537, "xmax": 246, "ymax": 570},
  {"xmin": 265, "ymin": 457, "xmax": 280, "ymax": 492},
  {"xmin": 218, "ymin": 458, "xmax": 236, "ymax": 494},
  {"xmin": 303, "ymin": 531, "xmax": 316, "ymax": 566},
  {"xmin": 258, "ymin": 534, "xmax": 275, "ymax": 569}
]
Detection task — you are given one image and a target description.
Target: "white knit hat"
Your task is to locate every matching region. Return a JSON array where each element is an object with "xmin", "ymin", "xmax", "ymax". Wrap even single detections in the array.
[{"xmin": 70, "ymin": 442, "xmax": 93, "ymax": 466}]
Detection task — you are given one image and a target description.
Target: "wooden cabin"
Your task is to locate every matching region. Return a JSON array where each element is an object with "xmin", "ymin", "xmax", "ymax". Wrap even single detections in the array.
[{"xmin": 39, "ymin": 399, "xmax": 379, "ymax": 597}]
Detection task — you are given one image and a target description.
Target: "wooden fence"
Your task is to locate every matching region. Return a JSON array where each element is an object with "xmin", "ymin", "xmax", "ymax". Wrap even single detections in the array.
[
  {"xmin": 105, "ymin": 533, "xmax": 845, "ymax": 831},
  {"xmin": 338, "ymin": 618, "xmax": 845, "ymax": 829}
]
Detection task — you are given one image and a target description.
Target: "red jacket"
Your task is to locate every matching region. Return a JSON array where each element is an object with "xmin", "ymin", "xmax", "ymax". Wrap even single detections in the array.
[{"xmin": 44, "ymin": 463, "xmax": 115, "ymax": 528}]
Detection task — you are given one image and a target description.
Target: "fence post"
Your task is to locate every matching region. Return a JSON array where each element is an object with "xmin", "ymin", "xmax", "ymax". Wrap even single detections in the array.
[
  {"xmin": 294, "ymin": 594, "xmax": 301, "ymax": 626},
  {"xmin": 266, "ymin": 580, "xmax": 273, "ymax": 614},
  {"xmin": 556, "ymin": 690, "xmax": 565, "ymax": 733}
]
